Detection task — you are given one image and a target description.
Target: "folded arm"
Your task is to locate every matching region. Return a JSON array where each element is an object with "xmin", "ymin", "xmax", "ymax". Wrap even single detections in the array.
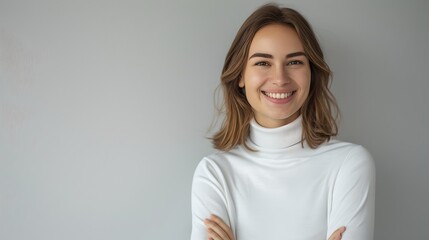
[{"xmin": 327, "ymin": 146, "xmax": 376, "ymax": 240}]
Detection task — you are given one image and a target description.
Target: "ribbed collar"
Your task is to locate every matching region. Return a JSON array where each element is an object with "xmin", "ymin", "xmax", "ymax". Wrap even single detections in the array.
[{"xmin": 249, "ymin": 116, "xmax": 303, "ymax": 150}]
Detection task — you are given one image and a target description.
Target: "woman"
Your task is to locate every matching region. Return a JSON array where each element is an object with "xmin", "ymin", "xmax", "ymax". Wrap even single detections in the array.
[{"xmin": 191, "ymin": 4, "xmax": 375, "ymax": 240}]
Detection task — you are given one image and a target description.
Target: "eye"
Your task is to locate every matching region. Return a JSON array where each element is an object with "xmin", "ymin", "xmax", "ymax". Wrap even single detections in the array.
[
  {"xmin": 254, "ymin": 61, "xmax": 270, "ymax": 66},
  {"xmin": 287, "ymin": 60, "xmax": 303, "ymax": 66}
]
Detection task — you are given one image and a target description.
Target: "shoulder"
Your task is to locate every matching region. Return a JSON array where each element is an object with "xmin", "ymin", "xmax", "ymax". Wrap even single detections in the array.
[
  {"xmin": 317, "ymin": 140, "xmax": 375, "ymax": 173},
  {"xmin": 342, "ymin": 143, "xmax": 374, "ymax": 169},
  {"xmin": 321, "ymin": 140, "xmax": 373, "ymax": 160},
  {"xmin": 193, "ymin": 147, "xmax": 243, "ymax": 180},
  {"xmin": 329, "ymin": 141, "xmax": 375, "ymax": 178}
]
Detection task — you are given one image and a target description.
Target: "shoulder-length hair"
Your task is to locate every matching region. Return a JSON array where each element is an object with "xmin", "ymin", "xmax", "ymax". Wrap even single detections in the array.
[{"xmin": 212, "ymin": 4, "xmax": 339, "ymax": 151}]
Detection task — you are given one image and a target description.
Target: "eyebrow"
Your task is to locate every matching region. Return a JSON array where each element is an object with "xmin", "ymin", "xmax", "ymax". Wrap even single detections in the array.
[{"xmin": 248, "ymin": 51, "xmax": 306, "ymax": 59}]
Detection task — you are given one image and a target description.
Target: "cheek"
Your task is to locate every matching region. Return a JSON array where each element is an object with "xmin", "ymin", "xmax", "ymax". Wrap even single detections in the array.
[
  {"xmin": 305, "ymin": 72, "xmax": 311, "ymax": 92},
  {"xmin": 244, "ymin": 70, "xmax": 268, "ymax": 88},
  {"xmin": 302, "ymin": 74, "xmax": 311, "ymax": 91},
  {"xmin": 294, "ymin": 70, "xmax": 311, "ymax": 90}
]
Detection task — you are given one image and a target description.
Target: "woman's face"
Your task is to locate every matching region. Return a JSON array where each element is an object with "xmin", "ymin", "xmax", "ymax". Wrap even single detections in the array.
[{"xmin": 239, "ymin": 24, "xmax": 311, "ymax": 128}]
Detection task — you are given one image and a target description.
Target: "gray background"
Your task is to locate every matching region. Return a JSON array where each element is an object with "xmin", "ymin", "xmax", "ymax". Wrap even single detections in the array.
[{"xmin": 1, "ymin": 0, "xmax": 428, "ymax": 239}]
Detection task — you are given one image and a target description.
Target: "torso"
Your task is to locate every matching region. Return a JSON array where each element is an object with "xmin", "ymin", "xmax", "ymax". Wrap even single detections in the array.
[{"xmin": 205, "ymin": 140, "xmax": 356, "ymax": 239}]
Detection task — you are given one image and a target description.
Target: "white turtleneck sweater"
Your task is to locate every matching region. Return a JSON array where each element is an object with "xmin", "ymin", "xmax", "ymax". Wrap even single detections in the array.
[{"xmin": 191, "ymin": 116, "xmax": 375, "ymax": 240}]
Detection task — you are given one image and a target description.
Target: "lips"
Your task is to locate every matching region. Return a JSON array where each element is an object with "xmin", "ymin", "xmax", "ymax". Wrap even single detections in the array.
[{"xmin": 262, "ymin": 91, "xmax": 296, "ymax": 99}]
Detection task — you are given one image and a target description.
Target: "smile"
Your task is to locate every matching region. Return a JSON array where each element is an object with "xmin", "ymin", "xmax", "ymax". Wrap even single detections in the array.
[{"xmin": 262, "ymin": 91, "xmax": 296, "ymax": 99}]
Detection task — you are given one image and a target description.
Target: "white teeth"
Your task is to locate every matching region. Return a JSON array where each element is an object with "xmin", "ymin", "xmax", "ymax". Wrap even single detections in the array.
[{"xmin": 265, "ymin": 91, "xmax": 294, "ymax": 99}]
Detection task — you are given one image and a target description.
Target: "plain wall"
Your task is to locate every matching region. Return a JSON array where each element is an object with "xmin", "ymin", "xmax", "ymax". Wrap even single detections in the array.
[{"xmin": 1, "ymin": 0, "xmax": 428, "ymax": 239}]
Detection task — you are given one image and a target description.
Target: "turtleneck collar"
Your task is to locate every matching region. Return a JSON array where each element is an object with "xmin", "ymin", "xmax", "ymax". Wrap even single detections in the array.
[{"xmin": 249, "ymin": 115, "xmax": 303, "ymax": 150}]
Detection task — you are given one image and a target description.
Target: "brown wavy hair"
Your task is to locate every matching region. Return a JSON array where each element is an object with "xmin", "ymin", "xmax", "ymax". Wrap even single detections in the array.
[{"xmin": 212, "ymin": 4, "xmax": 339, "ymax": 151}]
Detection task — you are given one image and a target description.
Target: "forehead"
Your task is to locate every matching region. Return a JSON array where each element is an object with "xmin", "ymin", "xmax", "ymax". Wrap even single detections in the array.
[{"xmin": 249, "ymin": 24, "xmax": 304, "ymax": 54}]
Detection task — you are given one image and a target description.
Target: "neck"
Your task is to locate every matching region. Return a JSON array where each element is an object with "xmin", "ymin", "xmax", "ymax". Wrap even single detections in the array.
[{"xmin": 249, "ymin": 115, "xmax": 303, "ymax": 149}]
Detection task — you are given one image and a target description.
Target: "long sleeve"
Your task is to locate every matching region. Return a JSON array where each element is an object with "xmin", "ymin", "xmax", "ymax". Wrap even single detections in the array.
[
  {"xmin": 327, "ymin": 145, "xmax": 376, "ymax": 240},
  {"xmin": 190, "ymin": 158, "xmax": 235, "ymax": 240}
]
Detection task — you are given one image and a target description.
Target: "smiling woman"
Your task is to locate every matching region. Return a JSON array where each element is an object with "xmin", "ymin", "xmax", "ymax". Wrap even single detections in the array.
[
  {"xmin": 239, "ymin": 24, "xmax": 311, "ymax": 128},
  {"xmin": 191, "ymin": 4, "xmax": 375, "ymax": 240}
]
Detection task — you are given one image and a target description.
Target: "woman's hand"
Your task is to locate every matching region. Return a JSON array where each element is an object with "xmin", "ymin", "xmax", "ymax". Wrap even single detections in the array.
[
  {"xmin": 328, "ymin": 226, "xmax": 346, "ymax": 240},
  {"xmin": 204, "ymin": 214, "xmax": 346, "ymax": 240},
  {"xmin": 204, "ymin": 214, "xmax": 235, "ymax": 240}
]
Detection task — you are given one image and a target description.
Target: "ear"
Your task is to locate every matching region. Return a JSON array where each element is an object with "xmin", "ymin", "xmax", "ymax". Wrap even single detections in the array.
[{"xmin": 238, "ymin": 76, "xmax": 244, "ymax": 88}]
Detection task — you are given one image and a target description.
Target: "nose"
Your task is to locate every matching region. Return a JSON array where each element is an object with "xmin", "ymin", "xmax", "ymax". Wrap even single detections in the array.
[{"xmin": 272, "ymin": 66, "xmax": 290, "ymax": 86}]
